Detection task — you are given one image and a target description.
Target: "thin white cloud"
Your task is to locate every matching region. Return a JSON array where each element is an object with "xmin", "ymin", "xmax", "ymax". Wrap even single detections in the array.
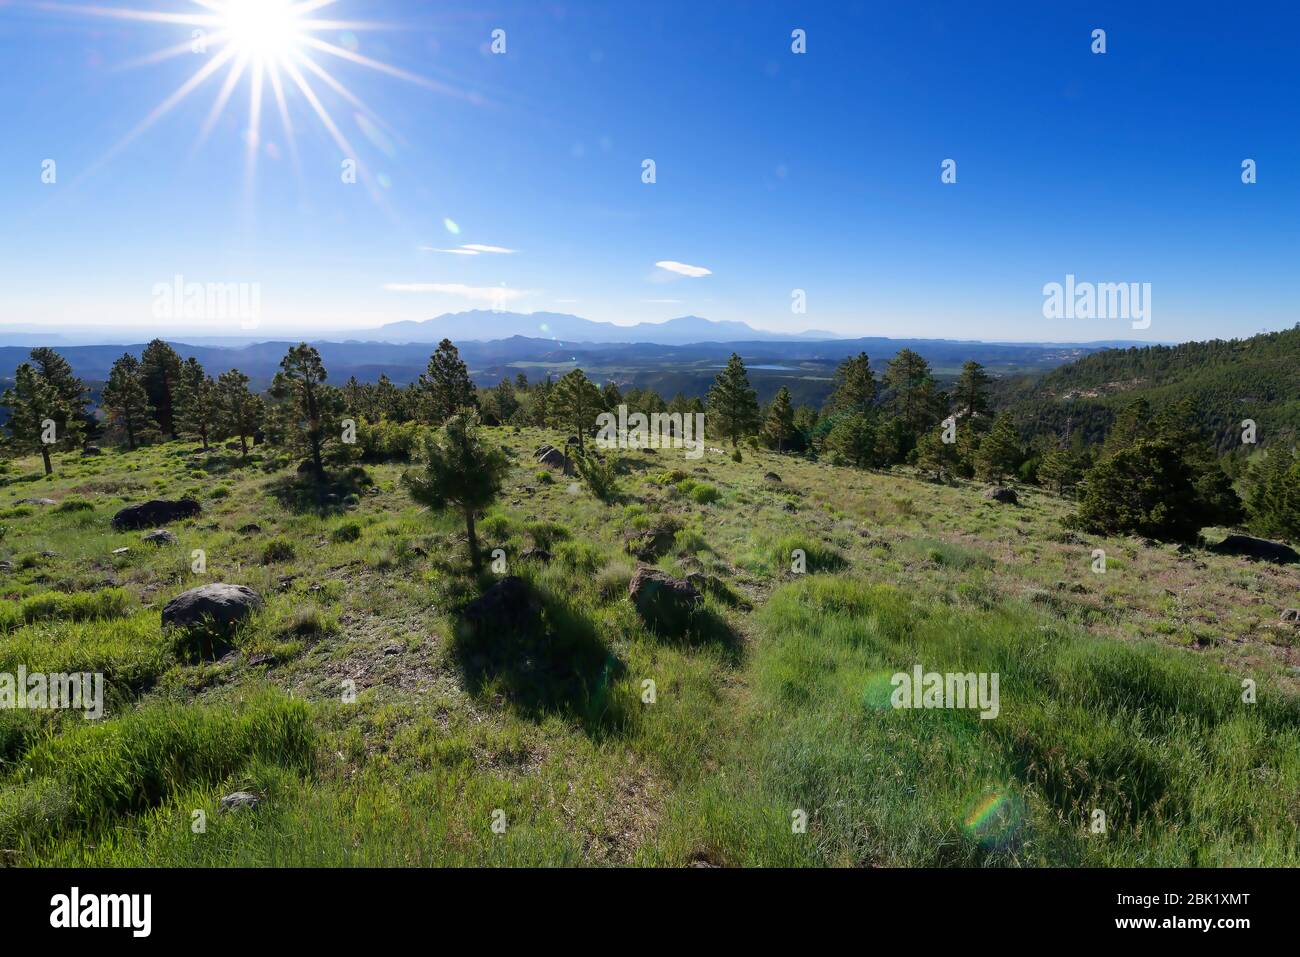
[
  {"xmin": 655, "ymin": 260, "xmax": 712, "ymax": 278},
  {"xmin": 420, "ymin": 243, "xmax": 517, "ymax": 256},
  {"xmin": 382, "ymin": 283, "xmax": 533, "ymax": 304}
]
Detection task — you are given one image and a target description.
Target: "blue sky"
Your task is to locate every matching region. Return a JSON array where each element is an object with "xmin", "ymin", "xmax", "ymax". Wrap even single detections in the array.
[{"xmin": 1, "ymin": 0, "xmax": 1297, "ymax": 343}]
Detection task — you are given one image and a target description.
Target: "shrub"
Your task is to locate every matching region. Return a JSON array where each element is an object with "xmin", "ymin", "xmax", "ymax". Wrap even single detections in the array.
[
  {"xmin": 595, "ymin": 561, "xmax": 634, "ymax": 601},
  {"xmin": 331, "ymin": 521, "xmax": 363, "ymax": 544},
  {"xmin": 574, "ymin": 448, "xmax": 620, "ymax": 503},
  {"xmin": 525, "ymin": 520, "xmax": 570, "ymax": 549},
  {"xmin": 689, "ymin": 483, "xmax": 721, "ymax": 505},
  {"xmin": 764, "ymin": 535, "xmax": 847, "ymax": 574},
  {"xmin": 261, "ymin": 538, "xmax": 297, "ymax": 563},
  {"xmin": 54, "ymin": 499, "xmax": 94, "ymax": 513}
]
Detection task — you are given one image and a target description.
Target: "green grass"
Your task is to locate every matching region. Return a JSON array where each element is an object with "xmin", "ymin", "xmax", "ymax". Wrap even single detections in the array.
[{"xmin": 0, "ymin": 430, "xmax": 1296, "ymax": 866}]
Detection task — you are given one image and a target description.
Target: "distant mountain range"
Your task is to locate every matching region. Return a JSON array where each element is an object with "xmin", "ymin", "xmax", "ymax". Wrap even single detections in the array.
[{"xmin": 364, "ymin": 311, "xmax": 842, "ymax": 345}]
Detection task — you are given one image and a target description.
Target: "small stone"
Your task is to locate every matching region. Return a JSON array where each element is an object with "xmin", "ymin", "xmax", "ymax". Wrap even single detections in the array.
[
  {"xmin": 111, "ymin": 547, "xmax": 130, "ymax": 555},
  {"xmin": 142, "ymin": 529, "xmax": 178, "ymax": 545}
]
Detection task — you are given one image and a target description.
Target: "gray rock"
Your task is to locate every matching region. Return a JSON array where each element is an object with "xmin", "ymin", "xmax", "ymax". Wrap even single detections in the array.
[
  {"xmin": 112, "ymin": 499, "xmax": 201, "ymax": 531},
  {"xmin": 520, "ymin": 546, "xmax": 552, "ymax": 563},
  {"xmin": 142, "ymin": 529, "xmax": 178, "ymax": 545},
  {"xmin": 218, "ymin": 791, "xmax": 260, "ymax": 813},
  {"xmin": 18, "ymin": 498, "xmax": 57, "ymax": 506},
  {"xmin": 1281, "ymin": 609, "xmax": 1300, "ymax": 623},
  {"xmin": 162, "ymin": 583, "xmax": 263, "ymax": 636},
  {"xmin": 763, "ymin": 472, "xmax": 782, "ymax": 483},
  {"xmin": 629, "ymin": 566, "xmax": 701, "ymax": 635}
]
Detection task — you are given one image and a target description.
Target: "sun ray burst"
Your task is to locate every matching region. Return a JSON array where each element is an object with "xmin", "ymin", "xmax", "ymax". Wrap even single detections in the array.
[{"xmin": 35, "ymin": 0, "xmax": 474, "ymax": 199}]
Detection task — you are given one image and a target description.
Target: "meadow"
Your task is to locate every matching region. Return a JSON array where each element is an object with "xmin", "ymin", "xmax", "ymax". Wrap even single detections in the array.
[{"xmin": 1, "ymin": 430, "xmax": 1297, "ymax": 866}]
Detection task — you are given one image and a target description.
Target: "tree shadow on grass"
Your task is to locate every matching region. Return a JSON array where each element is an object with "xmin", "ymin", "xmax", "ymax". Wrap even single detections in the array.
[
  {"xmin": 451, "ymin": 576, "xmax": 630, "ymax": 736},
  {"xmin": 668, "ymin": 605, "xmax": 745, "ymax": 666},
  {"xmin": 267, "ymin": 465, "xmax": 372, "ymax": 517}
]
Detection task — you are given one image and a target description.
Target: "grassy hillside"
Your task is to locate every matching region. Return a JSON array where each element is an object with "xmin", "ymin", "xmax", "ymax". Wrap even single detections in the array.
[
  {"xmin": 999, "ymin": 325, "xmax": 1300, "ymax": 451},
  {"xmin": 1, "ymin": 433, "xmax": 1298, "ymax": 866}
]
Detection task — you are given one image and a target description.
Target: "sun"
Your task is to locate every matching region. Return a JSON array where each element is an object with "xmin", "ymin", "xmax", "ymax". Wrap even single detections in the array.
[{"xmin": 219, "ymin": 0, "xmax": 308, "ymax": 63}]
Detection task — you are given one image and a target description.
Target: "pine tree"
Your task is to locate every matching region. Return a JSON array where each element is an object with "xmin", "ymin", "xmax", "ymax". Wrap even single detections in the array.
[
  {"xmin": 884, "ymin": 348, "xmax": 942, "ymax": 439},
  {"xmin": 550, "ymin": 368, "xmax": 603, "ymax": 451},
  {"xmin": 485, "ymin": 377, "xmax": 520, "ymax": 424},
  {"xmin": 420, "ymin": 338, "xmax": 477, "ymax": 425},
  {"xmin": 826, "ymin": 352, "xmax": 876, "ymax": 415},
  {"xmin": 953, "ymin": 360, "xmax": 992, "ymax": 420},
  {"xmin": 140, "ymin": 339, "xmax": 184, "ymax": 438},
  {"xmin": 29, "ymin": 347, "xmax": 88, "ymax": 447},
  {"xmin": 174, "ymin": 357, "xmax": 218, "ymax": 450},
  {"xmin": 215, "ymin": 370, "xmax": 263, "ymax": 456},
  {"xmin": 824, "ymin": 413, "xmax": 877, "ymax": 468},
  {"xmin": 975, "ymin": 413, "xmax": 1022, "ymax": 483},
  {"xmin": 101, "ymin": 354, "xmax": 155, "ymax": 451},
  {"xmin": 706, "ymin": 353, "xmax": 761, "ymax": 448},
  {"xmin": 402, "ymin": 411, "xmax": 508, "ymax": 572},
  {"xmin": 916, "ymin": 428, "xmax": 960, "ymax": 481},
  {"xmin": 1072, "ymin": 439, "xmax": 1207, "ymax": 543},
  {"xmin": 1246, "ymin": 448, "xmax": 1300, "ymax": 543},
  {"xmin": 763, "ymin": 386, "xmax": 796, "ymax": 452},
  {"xmin": 1102, "ymin": 398, "xmax": 1152, "ymax": 459},
  {"xmin": 1038, "ymin": 446, "xmax": 1085, "ymax": 494},
  {"xmin": 2, "ymin": 363, "xmax": 70, "ymax": 475},
  {"xmin": 267, "ymin": 343, "xmax": 341, "ymax": 477}
]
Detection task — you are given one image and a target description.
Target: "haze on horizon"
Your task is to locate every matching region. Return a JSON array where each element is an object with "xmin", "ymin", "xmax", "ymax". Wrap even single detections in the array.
[{"xmin": 2, "ymin": 1, "xmax": 1297, "ymax": 345}]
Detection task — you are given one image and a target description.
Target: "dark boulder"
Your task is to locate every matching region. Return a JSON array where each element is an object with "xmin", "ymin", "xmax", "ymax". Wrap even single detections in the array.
[
  {"xmin": 629, "ymin": 566, "xmax": 701, "ymax": 635},
  {"xmin": 1208, "ymin": 535, "xmax": 1299, "ymax": 565},
  {"xmin": 763, "ymin": 472, "xmax": 782, "ymax": 483},
  {"xmin": 623, "ymin": 520, "xmax": 680, "ymax": 561},
  {"xmin": 1280, "ymin": 609, "xmax": 1299, "ymax": 623},
  {"xmin": 984, "ymin": 487, "xmax": 1018, "ymax": 505},
  {"xmin": 537, "ymin": 448, "xmax": 574, "ymax": 475},
  {"xmin": 162, "ymin": 583, "xmax": 263, "ymax": 650},
  {"xmin": 112, "ymin": 499, "xmax": 201, "ymax": 531}
]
